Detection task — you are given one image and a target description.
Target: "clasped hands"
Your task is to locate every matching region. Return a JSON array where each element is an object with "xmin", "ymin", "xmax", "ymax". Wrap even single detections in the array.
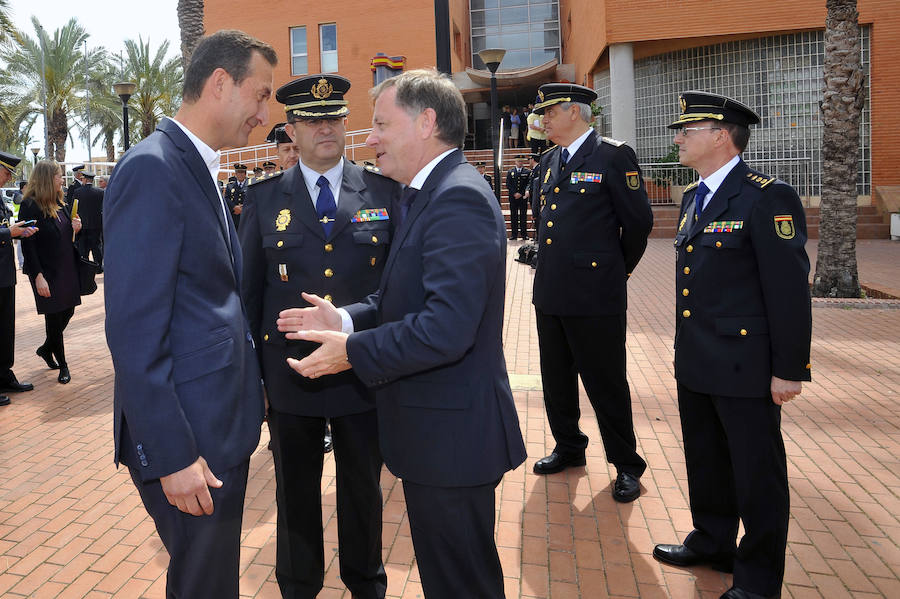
[{"xmin": 277, "ymin": 292, "xmax": 352, "ymax": 379}]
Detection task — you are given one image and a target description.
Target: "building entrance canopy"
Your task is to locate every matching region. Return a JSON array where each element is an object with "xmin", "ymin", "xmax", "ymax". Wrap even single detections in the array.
[{"xmin": 454, "ymin": 59, "xmax": 572, "ymax": 105}]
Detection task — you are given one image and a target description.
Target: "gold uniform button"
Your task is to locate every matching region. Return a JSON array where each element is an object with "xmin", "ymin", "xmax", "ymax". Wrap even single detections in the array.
[
  {"xmin": 276, "ymin": 240, "xmax": 284, "ymax": 248},
  {"xmin": 715, "ymin": 241, "xmax": 723, "ymax": 248},
  {"xmin": 682, "ymin": 309, "xmax": 691, "ymax": 318},
  {"xmin": 545, "ymin": 238, "xmax": 552, "ymax": 245},
  {"xmin": 550, "ymin": 203, "xmax": 557, "ymax": 210},
  {"xmin": 683, "ymin": 266, "xmax": 690, "ymax": 275},
  {"xmin": 805, "ymin": 363, "xmax": 811, "ymax": 369},
  {"xmin": 324, "ymin": 294, "xmax": 333, "ymax": 303},
  {"xmin": 371, "ymin": 235, "xmax": 378, "ymax": 243},
  {"xmin": 547, "ymin": 221, "xmax": 554, "ymax": 228},
  {"xmin": 682, "ymin": 289, "xmax": 689, "ymax": 296},
  {"xmin": 263, "ymin": 334, "xmax": 269, "ymax": 341},
  {"xmin": 540, "ymin": 194, "xmax": 546, "ymax": 201},
  {"xmin": 591, "ymin": 261, "xmax": 598, "ymax": 268},
  {"xmin": 324, "ymin": 268, "xmax": 334, "ymax": 278},
  {"xmin": 324, "ymin": 243, "xmax": 333, "ymax": 252},
  {"xmin": 554, "ymin": 186, "xmax": 560, "ymax": 193},
  {"xmin": 740, "ymin": 329, "xmax": 748, "ymax": 336},
  {"xmin": 580, "ymin": 188, "xmax": 585, "ymax": 194},
  {"xmin": 686, "ymin": 244, "xmax": 693, "ymax": 253}
]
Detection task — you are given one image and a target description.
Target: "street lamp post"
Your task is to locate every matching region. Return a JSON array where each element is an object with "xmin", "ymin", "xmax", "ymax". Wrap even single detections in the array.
[
  {"xmin": 31, "ymin": 147, "xmax": 40, "ymax": 165},
  {"xmin": 113, "ymin": 82, "xmax": 137, "ymax": 153},
  {"xmin": 478, "ymin": 48, "xmax": 506, "ymax": 203}
]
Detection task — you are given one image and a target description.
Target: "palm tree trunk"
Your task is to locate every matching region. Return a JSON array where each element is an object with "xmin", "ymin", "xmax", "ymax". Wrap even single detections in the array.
[
  {"xmin": 49, "ymin": 108, "xmax": 68, "ymax": 163},
  {"xmin": 105, "ymin": 130, "xmax": 115, "ymax": 162},
  {"xmin": 177, "ymin": 0, "xmax": 205, "ymax": 68},
  {"xmin": 812, "ymin": 0, "xmax": 866, "ymax": 298}
]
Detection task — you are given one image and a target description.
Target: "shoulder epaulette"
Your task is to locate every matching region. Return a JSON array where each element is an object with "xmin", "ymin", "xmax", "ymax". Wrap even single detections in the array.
[
  {"xmin": 364, "ymin": 164, "xmax": 383, "ymax": 175},
  {"xmin": 745, "ymin": 169, "xmax": 776, "ymax": 189},
  {"xmin": 541, "ymin": 144, "xmax": 558, "ymax": 156},
  {"xmin": 601, "ymin": 136, "xmax": 626, "ymax": 147},
  {"xmin": 247, "ymin": 171, "xmax": 284, "ymax": 186},
  {"xmin": 683, "ymin": 180, "xmax": 700, "ymax": 193}
]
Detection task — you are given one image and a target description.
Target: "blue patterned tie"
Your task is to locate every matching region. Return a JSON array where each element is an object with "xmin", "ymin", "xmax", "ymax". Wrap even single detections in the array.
[
  {"xmin": 560, "ymin": 148, "xmax": 570, "ymax": 171},
  {"xmin": 316, "ymin": 175, "xmax": 337, "ymax": 237},
  {"xmin": 694, "ymin": 181, "xmax": 710, "ymax": 221}
]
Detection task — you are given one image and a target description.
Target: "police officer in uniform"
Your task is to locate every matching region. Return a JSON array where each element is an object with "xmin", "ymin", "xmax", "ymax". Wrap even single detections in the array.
[
  {"xmin": 653, "ymin": 92, "xmax": 811, "ymax": 599},
  {"xmin": 223, "ymin": 163, "xmax": 248, "ymax": 230},
  {"xmin": 72, "ymin": 170, "xmax": 104, "ymax": 269},
  {"xmin": 0, "ymin": 151, "xmax": 37, "ymax": 406},
  {"xmin": 505, "ymin": 156, "xmax": 531, "ymax": 239},
  {"xmin": 240, "ymin": 74, "xmax": 399, "ymax": 599},
  {"xmin": 267, "ymin": 123, "xmax": 301, "ymax": 171},
  {"xmin": 65, "ymin": 164, "xmax": 85, "ymax": 206},
  {"xmin": 524, "ymin": 152, "xmax": 543, "ymax": 239},
  {"xmin": 530, "ymin": 83, "xmax": 653, "ymax": 503}
]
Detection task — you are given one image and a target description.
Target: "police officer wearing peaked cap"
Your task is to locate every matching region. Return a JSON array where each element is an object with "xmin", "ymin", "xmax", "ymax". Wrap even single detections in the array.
[
  {"xmin": 530, "ymin": 82, "xmax": 653, "ymax": 503},
  {"xmin": 224, "ymin": 163, "xmax": 248, "ymax": 230},
  {"xmin": 652, "ymin": 91, "xmax": 811, "ymax": 599},
  {"xmin": 267, "ymin": 123, "xmax": 301, "ymax": 171},
  {"xmin": 240, "ymin": 73, "xmax": 399, "ymax": 599}
]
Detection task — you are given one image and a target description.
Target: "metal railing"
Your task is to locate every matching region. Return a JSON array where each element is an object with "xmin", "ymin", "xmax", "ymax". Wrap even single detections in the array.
[{"xmin": 639, "ymin": 157, "xmax": 813, "ymax": 206}]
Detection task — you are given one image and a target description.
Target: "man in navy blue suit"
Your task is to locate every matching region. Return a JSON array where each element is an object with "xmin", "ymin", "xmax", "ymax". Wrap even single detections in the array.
[
  {"xmin": 104, "ymin": 30, "xmax": 276, "ymax": 598},
  {"xmin": 276, "ymin": 69, "xmax": 527, "ymax": 598}
]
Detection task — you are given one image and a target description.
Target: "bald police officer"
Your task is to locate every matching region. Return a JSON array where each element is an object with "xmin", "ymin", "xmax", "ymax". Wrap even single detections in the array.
[
  {"xmin": 530, "ymin": 83, "xmax": 653, "ymax": 503},
  {"xmin": 652, "ymin": 91, "xmax": 811, "ymax": 599},
  {"xmin": 240, "ymin": 74, "xmax": 399, "ymax": 599}
]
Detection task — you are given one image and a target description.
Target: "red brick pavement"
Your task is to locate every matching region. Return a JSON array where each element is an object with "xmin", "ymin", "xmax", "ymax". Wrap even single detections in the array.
[{"xmin": 1, "ymin": 239, "xmax": 899, "ymax": 598}]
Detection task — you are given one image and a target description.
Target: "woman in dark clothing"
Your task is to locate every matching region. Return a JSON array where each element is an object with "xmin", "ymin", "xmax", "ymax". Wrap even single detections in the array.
[{"xmin": 19, "ymin": 161, "xmax": 82, "ymax": 384}]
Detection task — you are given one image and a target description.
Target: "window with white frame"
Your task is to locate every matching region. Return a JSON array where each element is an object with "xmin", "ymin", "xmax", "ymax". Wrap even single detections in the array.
[
  {"xmin": 290, "ymin": 26, "xmax": 308, "ymax": 75},
  {"xmin": 320, "ymin": 24, "xmax": 338, "ymax": 73}
]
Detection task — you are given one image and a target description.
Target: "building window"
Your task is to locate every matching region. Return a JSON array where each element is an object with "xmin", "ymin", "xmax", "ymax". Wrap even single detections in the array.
[
  {"xmin": 470, "ymin": 0, "xmax": 560, "ymax": 71},
  {"xmin": 320, "ymin": 23, "xmax": 338, "ymax": 73},
  {"xmin": 290, "ymin": 27, "xmax": 308, "ymax": 75}
]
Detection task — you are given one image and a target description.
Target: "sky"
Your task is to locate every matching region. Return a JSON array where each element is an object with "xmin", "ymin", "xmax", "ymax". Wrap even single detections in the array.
[{"xmin": 6, "ymin": 0, "xmax": 181, "ymax": 163}]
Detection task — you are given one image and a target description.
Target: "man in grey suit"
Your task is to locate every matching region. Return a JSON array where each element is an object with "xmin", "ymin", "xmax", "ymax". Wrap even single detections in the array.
[
  {"xmin": 104, "ymin": 30, "xmax": 276, "ymax": 598},
  {"xmin": 277, "ymin": 69, "xmax": 526, "ymax": 598}
]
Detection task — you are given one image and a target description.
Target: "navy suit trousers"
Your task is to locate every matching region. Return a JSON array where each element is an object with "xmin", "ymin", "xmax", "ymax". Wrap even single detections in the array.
[{"xmin": 129, "ymin": 460, "xmax": 249, "ymax": 599}]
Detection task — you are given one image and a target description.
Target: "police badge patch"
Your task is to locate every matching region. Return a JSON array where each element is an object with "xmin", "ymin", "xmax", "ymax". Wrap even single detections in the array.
[
  {"xmin": 625, "ymin": 171, "xmax": 640, "ymax": 191},
  {"xmin": 275, "ymin": 209, "xmax": 292, "ymax": 232},
  {"xmin": 774, "ymin": 215, "xmax": 795, "ymax": 239}
]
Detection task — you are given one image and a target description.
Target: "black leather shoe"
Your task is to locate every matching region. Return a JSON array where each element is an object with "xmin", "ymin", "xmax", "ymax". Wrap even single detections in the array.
[
  {"xmin": 0, "ymin": 378, "xmax": 33, "ymax": 393},
  {"xmin": 720, "ymin": 587, "xmax": 778, "ymax": 599},
  {"xmin": 0, "ymin": 395, "xmax": 9, "ymax": 406},
  {"xmin": 58, "ymin": 367, "xmax": 71, "ymax": 384},
  {"xmin": 323, "ymin": 432, "xmax": 333, "ymax": 454},
  {"xmin": 533, "ymin": 452, "xmax": 586, "ymax": 475},
  {"xmin": 653, "ymin": 543, "xmax": 734, "ymax": 573},
  {"xmin": 612, "ymin": 472, "xmax": 641, "ymax": 502},
  {"xmin": 36, "ymin": 346, "xmax": 59, "ymax": 370}
]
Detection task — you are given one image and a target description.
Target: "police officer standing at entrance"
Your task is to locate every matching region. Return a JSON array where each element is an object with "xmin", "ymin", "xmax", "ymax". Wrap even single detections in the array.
[
  {"xmin": 240, "ymin": 74, "xmax": 399, "ymax": 599},
  {"xmin": 653, "ymin": 91, "xmax": 811, "ymax": 599},
  {"xmin": 530, "ymin": 83, "xmax": 653, "ymax": 503}
]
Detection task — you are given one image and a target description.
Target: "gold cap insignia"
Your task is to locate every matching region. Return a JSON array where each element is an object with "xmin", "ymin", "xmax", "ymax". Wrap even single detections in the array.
[
  {"xmin": 311, "ymin": 78, "xmax": 334, "ymax": 100},
  {"xmin": 275, "ymin": 209, "xmax": 292, "ymax": 232},
  {"xmin": 680, "ymin": 96, "xmax": 687, "ymax": 114},
  {"xmin": 538, "ymin": 90, "xmax": 544, "ymax": 102}
]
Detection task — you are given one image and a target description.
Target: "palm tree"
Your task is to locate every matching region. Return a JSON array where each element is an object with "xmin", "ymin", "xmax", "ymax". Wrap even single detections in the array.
[
  {"xmin": 122, "ymin": 37, "xmax": 183, "ymax": 141},
  {"xmin": 812, "ymin": 0, "xmax": 866, "ymax": 298},
  {"xmin": 177, "ymin": 0, "xmax": 205, "ymax": 68},
  {"xmin": 0, "ymin": 0, "xmax": 16, "ymax": 44},
  {"xmin": 1, "ymin": 17, "xmax": 108, "ymax": 162}
]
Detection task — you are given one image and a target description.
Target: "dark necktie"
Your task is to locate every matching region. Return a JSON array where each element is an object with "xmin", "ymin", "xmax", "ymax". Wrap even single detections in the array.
[
  {"xmin": 560, "ymin": 148, "xmax": 570, "ymax": 171},
  {"xmin": 316, "ymin": 175, "xmax": 337, "ymax": 237},
  {"xmin": 694, "ymin": 181, "xmax": 710, "ymax": 221},
  {"xmin": 395, "ymin": 187, "xmax": 417, "ymax": 230}
]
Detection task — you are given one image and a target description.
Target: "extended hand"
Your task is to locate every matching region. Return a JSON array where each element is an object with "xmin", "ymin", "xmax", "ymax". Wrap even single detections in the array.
[
  {"xmin": 71, "ymin": 216, "xmax": 82, "ymax": 234},
  {"xmin": 286, "ymin": 330, "xmax": 351, "ymax": 378},
  {"xmin": 277, "ymin": 292, "xmax": 342, "ymax": 334},
  {"xmin": 9, "ymin": 222, "xmax": 37, "ymax": 238},
  {"xmin": 771, "ymin": 376, "xmax": 802, "ymax": 405},
  {"xmin": 159, "ymin": 456, "xmax": 222, "ymax": 516}
]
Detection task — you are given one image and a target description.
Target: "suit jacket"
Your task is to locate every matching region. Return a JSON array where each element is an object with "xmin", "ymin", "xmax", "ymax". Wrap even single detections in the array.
[
  {"xmin": 72, "ymin": 184, "xmax": 104, "ymax": 230},
  {"xmin": 240, "ymin": 161, "xmax": 400, "ymax": 417},
  {"xmin": 344, "ymin": 150, "xmax": 526, "ymax": 488},
  {"xmin": 533, "ymin": 131, "xmax": 653, "ymax": 315},
  {"xmin": 674, "ymin": 159, "xmax": 812, "ymax": 397},
  {"xmin": 0, "ymin": 199, "xmax": 15, "ymax": 288},
  {"xmin": 104, "ymin": 117, "xmax": 264, "ymax": 482},
  {"xmin": 505, "ymin": 166, "xmax": 531, "ymax": 198}
]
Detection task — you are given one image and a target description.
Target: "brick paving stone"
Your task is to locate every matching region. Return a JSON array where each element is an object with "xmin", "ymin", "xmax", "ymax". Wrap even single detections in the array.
[{"xmin": 1, "ymin": 239, "xmax": 899, "ymax": 597}]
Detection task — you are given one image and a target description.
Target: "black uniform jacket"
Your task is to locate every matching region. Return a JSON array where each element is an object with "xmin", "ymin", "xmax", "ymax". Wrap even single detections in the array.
[
  {"xmin": 533, "ymin": 131, "xmax": 653, "ymax": 316},
  {"xmin": 71, "ymin": 184, "xmax": 104, "ymax": 230},
  {"xmin": 240, "ymin": 161, "xmax": 400, "ymax": 417},
  {"xmin": 506, "ymin": 166, "xmax": 531, "ymax": 197},
  {"xmin": 0, "ymin": 199, "xmax": 16, "ymax": 288},
  {"xmin": 674, "ymin": 159, "xmax": 812, "ymax": 398}
]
